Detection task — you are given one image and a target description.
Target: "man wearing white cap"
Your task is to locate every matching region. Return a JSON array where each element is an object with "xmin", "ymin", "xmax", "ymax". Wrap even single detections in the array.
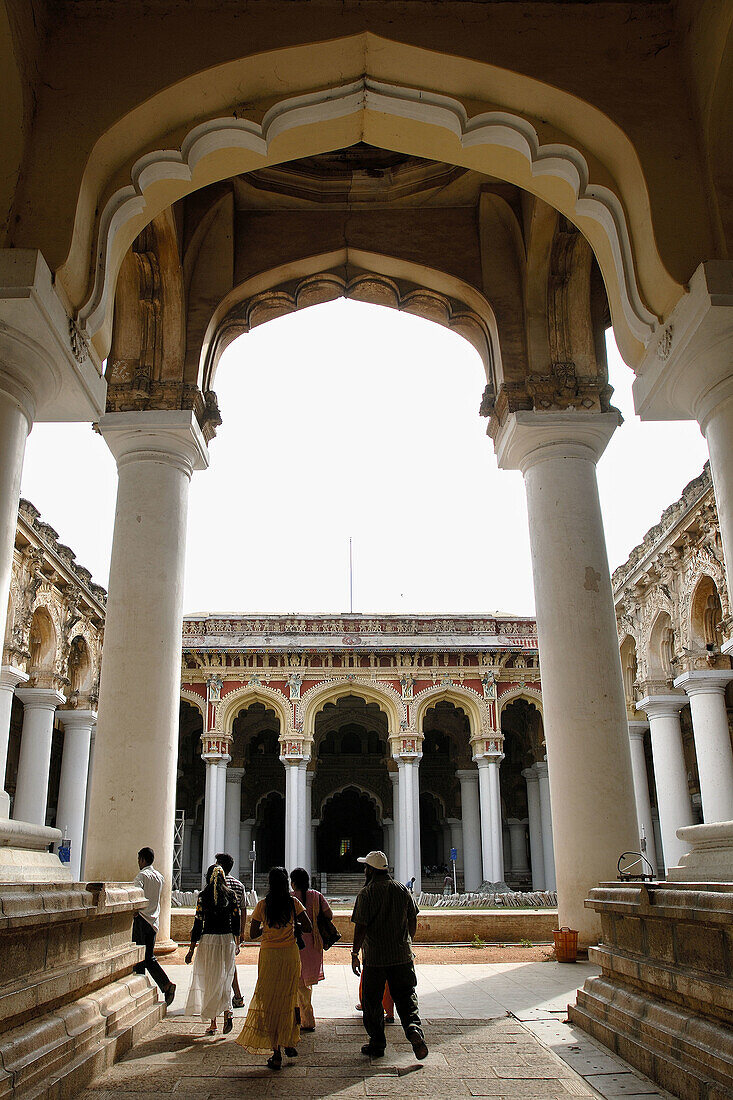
[{"xmin": 350, "ymin": 850, "xmax": 428, "ymax": 1061}]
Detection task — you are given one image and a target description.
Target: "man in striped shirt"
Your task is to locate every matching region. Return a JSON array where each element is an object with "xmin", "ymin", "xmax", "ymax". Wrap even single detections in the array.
[
  {"xmin": 216, "ymin": 852, "xmax": 247, "ymax": 1008},
  {"xmin": 350, "ymin": 850, "xmax": 428, "ymax": 1060}
]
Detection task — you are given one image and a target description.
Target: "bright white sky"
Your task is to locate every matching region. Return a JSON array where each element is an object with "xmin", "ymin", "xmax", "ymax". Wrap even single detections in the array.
[{"xmin": 20, "ymin": 299, "xmax": 709, "ymax": 617}]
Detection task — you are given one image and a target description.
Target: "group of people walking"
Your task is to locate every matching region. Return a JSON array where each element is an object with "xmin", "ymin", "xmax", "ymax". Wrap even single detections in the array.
[{"xmin": 131, "ymin": 846, "xmax": 427, "ymax": 1069}]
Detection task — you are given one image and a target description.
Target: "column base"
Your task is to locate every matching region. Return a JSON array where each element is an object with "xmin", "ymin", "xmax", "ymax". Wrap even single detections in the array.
[
  {"xmin": 0, "ymin": 819, "xmax": 72, "ymax": 883},
  {"xmin": 153, "ymin": 937, "xmax": 178, "ymax": 957},
  {"xmin": 666, "ymin": 820, "xmax": 733, "ymax": 882}
]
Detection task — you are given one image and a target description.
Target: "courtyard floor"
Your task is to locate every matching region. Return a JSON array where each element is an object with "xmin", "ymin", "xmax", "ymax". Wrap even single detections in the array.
[{"xmin": 79, "ymin": 962, "xmax": 675, "ymax": 1100}]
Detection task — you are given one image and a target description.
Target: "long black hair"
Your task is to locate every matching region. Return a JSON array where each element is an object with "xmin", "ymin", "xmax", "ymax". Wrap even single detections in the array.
[
  {"xmin": 199, "ymin": 863, "xmax": 234, "ymax": 911},
  {"xmin": 264, "ymin": 866, "xmax": 293, "ymax": 928},
  {"xmin": 290, "ymin": 866, "xmax": 310, "ymax": 899}
]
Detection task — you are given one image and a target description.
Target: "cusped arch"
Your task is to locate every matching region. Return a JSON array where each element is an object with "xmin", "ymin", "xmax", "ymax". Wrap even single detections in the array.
[
  {"xmin": 497, "ymin": 685, "xmax": 544, "ymax": 717},
  {"xmin": 689, "ymin": 573, "xmax": 726, "ymax": 651},
  {"xmin": 414, "ymin": 683, "xmax": 488, "ymax": 742},
  {"xmin": 27, "ymin": 604, "xmax": 59, "ymax": 675},
  {"xmin": 646, "ymin": 609, "xmax": 675, "ymax": 681},
  {"xmin": 180, "ymin": 687, "xmax": 206, "ymax": 719},
  {"xmin": 320, "ymin": 783, "xmax": 384, "ymax": 823},
  {"xmin": 201, "ymin": 256, "xmax": 498, "ymax": 390},
  {"xmin": 218, "ymin": 683, "xmax": 294, "ymax": 739},
  {"xmin": 299, "ymin": 679, "xmax": 405, "ymax": 747},
  {"xmin": 62, "ymin": 37, "xmax": 680, "ymax": 369}
]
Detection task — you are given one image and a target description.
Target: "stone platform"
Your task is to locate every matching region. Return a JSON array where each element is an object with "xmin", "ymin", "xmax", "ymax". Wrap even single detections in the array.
[
  {"xmin": 569, "ymin": 880, "xmax": 733, "ymax": 1100},
  {"xmin": 0, "ymin": 881, "xmax": 164, "ymax": 1099},
  {"xmin": 170, "ymin": 907, "xmax": 558, "ymax": 946}
]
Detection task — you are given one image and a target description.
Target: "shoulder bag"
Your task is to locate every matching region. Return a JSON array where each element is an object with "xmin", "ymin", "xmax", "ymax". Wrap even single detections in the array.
[
  {"xmin": 315, "ymin": 891, "xmax": 341, "ymax": 950},
  {"xmin": 292, "ymin": 900, "xmax": 305, "ymax": 950}
]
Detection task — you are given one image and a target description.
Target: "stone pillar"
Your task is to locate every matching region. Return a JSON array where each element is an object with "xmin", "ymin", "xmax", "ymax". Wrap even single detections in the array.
[
  {"xmin": 0, "ymin": 665, "xmax": 28, "ymax": 817},
  {"xmin": 84, "ymin": 411, "xmax": 208, "ymax": 946},
  {"xmin": 535, "ymin": 759, "xmax": 556, "ymax": 891},
  {"xmin": 201, "ymin": 749, "xmax": 229, "ymax": 881},
  {"xmin": 240, "ymin": 819, "xmax": 254, "ymax": 887},
  {"xmin": 389, "ymin": 771, "xmax": 401, "ymax": 881},
  {"xmin": 396, "ymin": 758, "xmax": 417, "ymax": 886},
  {"xmin": 304, "ymin": 768, "xmax": 314, "ymax": 872},
  {"xmin": 489, "ymin": 756, "xmax": 505, "ymax": 883},
  {"xmin": 283, "ymin": 758, "xmax": 307, "ymax": 870},
  {"xmin": 638, "ymin": 694, "xmax": 695, "ymax": 870},
  {"xmin": 476, "ymin": 754, "xmax": 503, "ymax": 883},
  {"xmin": 674, "ymin": 671, "xmax": 733, "ymax": 823},
  {"xmin": 0, "ymin": 385, "xmax": 31, "ymax": 667},
  {"xmin": 456, "ymin": 769, "xmax": 482, "ymax": 892},
  {"xmin": 627, "ymin": 720, "xmax": 658, "ymax": 874},
  {"xmin": 495, "ymin": 411, "xmax": 638, "ymax": 940},
  {"xmin": 224, "ymin": 767, "xmax": 244, "ymax": 878},
  {"xmin": 507, "ymin": 819, "xmax": 529, "ymax": 874},
  {"xmin": 522, "ymin": 765, "xmax": 545, "ymax": 890},
  {"xmin": 13, "ymin": 687, "xmax": 65, "ymax": 825},
  {"xmin": 55, "ymin": 709, "xmax": 96, "ymax": 881},
  {"xmin": 383, "ymin": 817, "xmax": 394, "ymax": 868},
  {"xmin": 412, "ymin": 757, "xmax": 422, "ymax": 895}
]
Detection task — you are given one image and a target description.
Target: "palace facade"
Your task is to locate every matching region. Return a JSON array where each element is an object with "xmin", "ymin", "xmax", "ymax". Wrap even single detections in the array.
[{"xmin": 178, "ymin": 613, "xmax": 546, "ymax": 896}]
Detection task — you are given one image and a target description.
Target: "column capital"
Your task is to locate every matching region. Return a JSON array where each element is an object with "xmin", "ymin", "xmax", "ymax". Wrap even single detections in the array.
[
  {"xmin": 637, "ymin": 692, "xmax": 688, "ymax": 719},
  {"xmin": 0, "ymin": 249, "xmax": 106, "ymax": 421},
  {"xmin": 305, "ymin": 769, "xmax": 315, "ymax": 785},
  {"xmin": 0, "ymin": 665, "xmax": 29, "ymax": 692},
  {"xmin": 494, "ymin": 410, "xmax": 621, "ymax": 474},
  {"xmin": 521, "ymin": 765, "xmax": 539, "ymax": 783},
  {"xmin": 507, "ymin": 817, "xmax": 529, "ymax": 826},
  {"xmin": 534, "ymin": 759, "xmax": 549, "ymax": 780},
  {"xmin": 225, "ymin": 766, "xmax": 245, "ymax": 783},
  {"xmin": 393, "ymin": 752, "xmax": 422, "ymax": 764},
  {"xmin": 16, "ymin": 686, "xmax": 65, "ymax": 710},
  {"xmin": 280, "ymin": 754, "xmax": 309, "ymax": 767},
  {"xmin": 627, "ymin": 719, "xmax": 650, "ymax": 741},
  {"xmin": 474, "ymin": 752, "xmax": 504, "ymax": 767},
  {"xmin": 673, "ymin": 669, "xmax": 733, "ymax": 697},
  {"xmin": 456, "ymin": 768, "xmax": 479, "ymax": 784},
  {"xmin": 58, "ymin": 709, "xmax": 97, "ymax": 729},
  {"xmin": 98, "ymin": 410, "xmax": 209, "ymax": 477},
  {"xmin": 201, "ymin": 733, "xmax": 231, "ymax": 759},
  {"xmin": 633, "ymin": 261, "xmax": 733, "ymax": 423}
]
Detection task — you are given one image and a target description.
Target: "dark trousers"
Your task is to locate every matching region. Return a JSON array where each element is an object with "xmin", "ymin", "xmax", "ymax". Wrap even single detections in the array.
[
  {"xmin": 362, "ymin": 962, "xmax": 423, "ymax": 1051},
  {"xmin": 132, "ymin": 913, "xmax": 171, "ymax": 994}
]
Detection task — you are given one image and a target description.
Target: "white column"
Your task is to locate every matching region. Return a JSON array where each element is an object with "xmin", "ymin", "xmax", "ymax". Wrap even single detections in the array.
[
  {"xmin": 412, "ymin": 756, "xmax": 422, "ymax": 894},
  {"xmin": 85, "ymin": 411, "xmax": 208, "ymax": 946},
  {"xmin": 283, "ymin": 758, "xmax": 305, "ymax": 870},
  {"xmin": 627, "ymin": 720, "xmax": 658, "ymax": 874},
  {"xmin": 522, "ymin": 765, "xmax": 545, "ymax": 890},
  {"xmin": 396, "ymin": 758, "xmax": 416, "ymax": 885},
  {"xmin": 0, "ymin": 381, "xmax": 33, "ymax": 675},
  {"xmin": 674, "ymin": 671, "xmax": 733, "ymax": 823},
  {"xmin": 303, "ymin": 767, "xmax": 313, "ymax": 871},
  {"xmin": 214, "ymin": 757, "xmax": 229, "ymax": 855},
  {"xmin": 456, "ymin": 769, "xmax": 482, "ymax": 892},
  {"xmin": 535, "ymin": 759, "xmax": 556, "ymax": 891},
  {"xmin": 201, "ymin": 752, "xmax": 226, "ymax": 880},
  {"xmin": 495, "ymin": 411, "xmax": 638, "ymax": 941},
  {"xmin": 0, "ymin": 665, "xmax": 28, "ymax": 818},
  {"xmin": 638, "ymin": 694, "xmax": 696, "ymax": 870},
  {"xmin": 383, "ymin": 817, "xmax": 394, "ymax": 868},
  {"xmin": 389, "ymin": 771, "xmax": 402, "ymax": 881},
  {"xmin": 224, "ymin": 766, "xmax": 245, "ymax": 878},
  {"xmin": 507, "ymin": 819, "xmax": 529, "ymax": 873},
  {"xmin": 488, "ymin": 755, "xmax": 505, "ymax": 883},
  {"xmin": 13, "ymin": 686, "xmax": 65, "ymax": 825},
  {"xmin": 475, "ymin": 757, "xmax": 499, "ymax": 883},
  {"xmin": 55, "ymin": 709, "xmax": 96, "ymax": 881}
]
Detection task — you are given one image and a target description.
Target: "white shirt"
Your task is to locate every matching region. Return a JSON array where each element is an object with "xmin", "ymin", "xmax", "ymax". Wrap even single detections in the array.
[{"xmin": 133, "ymin": 865, "xmax": 164, "ymax": 933}]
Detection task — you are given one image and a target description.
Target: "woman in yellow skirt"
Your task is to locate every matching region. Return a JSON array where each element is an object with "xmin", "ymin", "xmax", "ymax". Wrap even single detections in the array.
[{"xmin": 236, "ymin": 865, "xmax": 313, "ymax": 1070}]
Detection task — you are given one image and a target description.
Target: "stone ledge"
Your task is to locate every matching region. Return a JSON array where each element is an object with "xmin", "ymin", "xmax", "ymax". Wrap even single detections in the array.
[{"xmin": 0, "ymin": 883, "xmax": 147, "ymax": 928}]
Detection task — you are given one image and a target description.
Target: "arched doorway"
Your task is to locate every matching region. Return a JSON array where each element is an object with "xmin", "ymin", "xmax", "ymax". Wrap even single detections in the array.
[{"xmin": 317, "ymin": 787, "xmax": 382, "ymax": 873}]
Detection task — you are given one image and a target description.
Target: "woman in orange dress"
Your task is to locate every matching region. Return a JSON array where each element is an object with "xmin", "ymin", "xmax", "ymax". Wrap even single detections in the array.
[{"xmin": 235, "ymin": 866, "xmax": 312, "ymax": 1070}]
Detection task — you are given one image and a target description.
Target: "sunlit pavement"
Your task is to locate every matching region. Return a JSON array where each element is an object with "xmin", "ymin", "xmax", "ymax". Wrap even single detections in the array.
[{"xmin": 80, "ymin": 962, "xmax": 674, "ymax": 1099}]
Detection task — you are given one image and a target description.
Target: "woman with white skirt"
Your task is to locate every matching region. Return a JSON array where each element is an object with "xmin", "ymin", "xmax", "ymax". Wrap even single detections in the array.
[{"xmin": 184, "ymin": 864, "xmax": 241, "ymax": 1034}]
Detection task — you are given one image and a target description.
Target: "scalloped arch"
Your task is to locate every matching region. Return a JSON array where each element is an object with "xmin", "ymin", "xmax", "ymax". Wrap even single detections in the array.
[
  {"xmin": 299, "ymin": 679, "xmax": 405, "ymax": 745},
  {"xmin": 413, "ymin": 683, "xmax": 488, "ymax": 740},
  {"xmin": 180, "ymin": 687, "xmax": 206, "ymax": 719},
  {"xmin": 202, "ymin": 260, "xmax": 497, "ymax": 389},
  {"xmin": 63, "ymin": 40, "xmax": 677, "ymax": 369},
  {"xmin": 218, "ymin": 683, "xmax": 294, "ymax": 739},
  {"xmin": 320, "ymin": 783, "xmax": 385, "ymax": 823},
  {"xmin": 497, "ymin": 685, "xmax": 544, "ymax": 717}
]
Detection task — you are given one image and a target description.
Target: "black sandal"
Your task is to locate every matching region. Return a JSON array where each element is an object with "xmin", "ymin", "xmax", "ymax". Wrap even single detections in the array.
[{"xmin": 267, "ymin": 1050, "xmax": 282, "ymax": 1070}]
